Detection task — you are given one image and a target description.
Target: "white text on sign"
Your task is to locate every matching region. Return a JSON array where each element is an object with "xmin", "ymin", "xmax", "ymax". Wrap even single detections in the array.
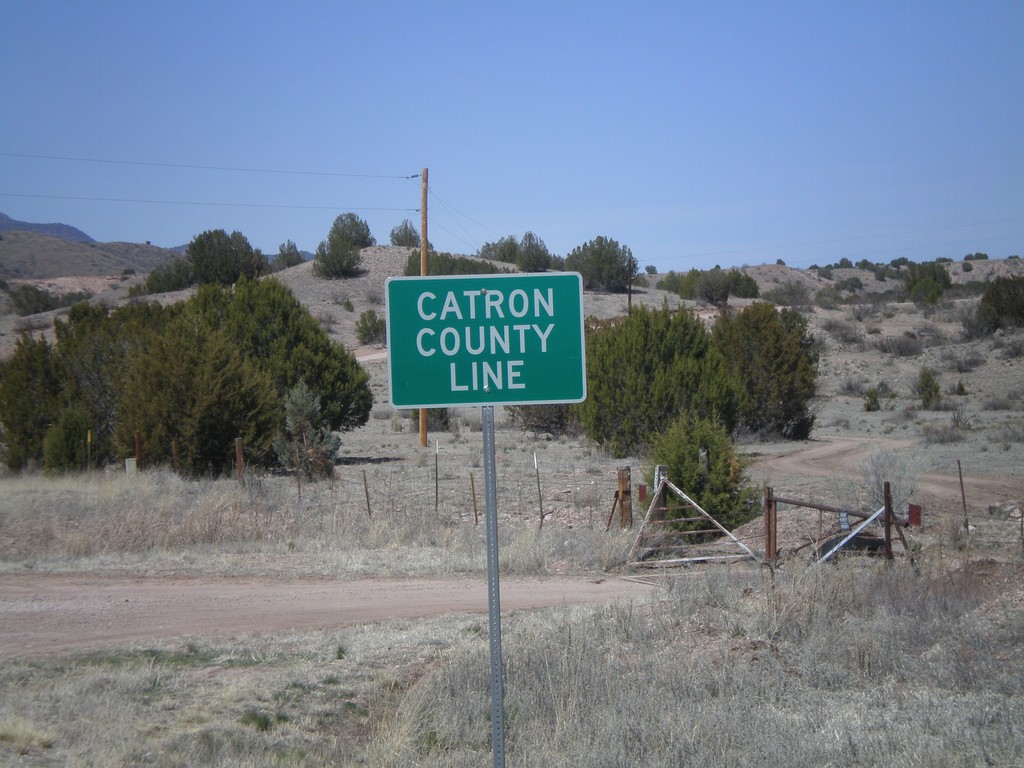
[{"xmin": 416, "ymin": 287, "xmax": 555, "ymax": 392}]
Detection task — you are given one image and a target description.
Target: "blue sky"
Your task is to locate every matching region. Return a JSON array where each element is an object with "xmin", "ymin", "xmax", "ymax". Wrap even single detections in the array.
[{"xmin": 2, "ymin": 1, "xmax": 1021, "ymax": 271}]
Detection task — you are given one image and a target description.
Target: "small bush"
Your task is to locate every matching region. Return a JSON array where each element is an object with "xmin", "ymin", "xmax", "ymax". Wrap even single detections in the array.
[
  {"xmin": 922, "ymin": 421, "xmax": 964, "ymax": 444},
  {"xmin": 313, "ymin": 238, "xmax": 361, "ymax": 278},
  {"xmin": 969, "ymin": 275, "xmax": 1024, "ymax": 335},
  {"xmin": 578, "ymin": 306, "xmax": 743, "ymax": 456},
  {"xmin": 997, "ymin": 338, "xmax": 1024, "ymax": 359},
  {"xmin": 946, "ymin": 380, "xmax": 968, "ymax": 396},
  {"xmin": 996, "ymin": 422, "xmax": 1024, "ymax": 443},
  {"xmin": 656, "ymin": 270, "xmax": 691, "ymax": 295},
  {"xmin": 913, "ymin": 366, "xmax": 941, "ymax": 410},
  {"xmin": 885, "ymin": 406, "xmax": 917, "ymax": 425},
  {"xmin": 875, "ymin": 380, "xmax": 895, "ymax": 397},
  {"xmin": 874, "ymin": 334, "xmax": 922, "ymax": 357},
  {"xmin": 649, "ymin": 413, "xmax": 757, "ymax": 532},
  {"xmin": 941, "ymin": 349, "xmax": 984, "ymax": 373},
  {"xmin": 356, "ymin": 310, "xmax": 387, "ymax": 345},
  {"xmin": 762, "ymin": 280, "xmax": 810, "ymax": 307},
  {"xmin": 273, "ymin": 240, "xmax": 305, "ymax": 270},
  {"xmin": 133, "ymin": 256, "xmax": 192, "ymax": 295},
  {"xmin": 694, "ymin": 268, "xmax": 732, "ymax": 305},
  {"xmin": 903, "ymin": 261, "xmax": 952, "ymax": 306},
  {"xmin": 839, "ymin": 376, "xmax": 866, "ymax": 395},
  {"xmin": 273, "ymin": 382, "xmax": 340, "ymax": 480},
  {"xmin": 389, "ymin": 219, "xmax": 420, "ymax": 248},
  {"xmin": 949, "ymin": 406, "xmax": 975, "ymax": 430},
  {"xmin": 712, "ymin": 302, "xmax": 818, "ymax": 440},
  {"xmin": 822, "ymin": 318, "xmax": 863, "ymax": 344},
  {"xmin": 814, "ymin": 286, "xmax": 841, "ymax": 309},
  {"xmin": 863, "ymin": 388, "xmax": 880, "ymax": 412}
]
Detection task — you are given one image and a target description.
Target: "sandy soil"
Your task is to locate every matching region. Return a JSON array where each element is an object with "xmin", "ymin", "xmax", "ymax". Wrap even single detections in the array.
[{"xmin": 0, "ymin": 574, "xmax": 655, "ymax": 659}]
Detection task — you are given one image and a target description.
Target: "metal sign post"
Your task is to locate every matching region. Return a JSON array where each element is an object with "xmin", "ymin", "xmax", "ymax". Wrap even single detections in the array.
[
  {"xmin": 384, "ymin": 271, "xmax": 587, "ymax": 768},
  {"xmin": 482, "ymin": 405, "xmax": 505, "ymax": 768}
]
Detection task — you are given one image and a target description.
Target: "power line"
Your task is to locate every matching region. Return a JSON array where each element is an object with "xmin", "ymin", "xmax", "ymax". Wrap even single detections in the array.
[
  {"xmin": 427, "ymin": 217, "xmax": 479, "ymax": 253},
  {"xmin": 429, "ymin": 187, "xmax": 504, "ymax": 240},
  {"xmin": 427, "ymin": 192, "xmax": 482, "ymax": 252},
  {"xmin": 0, "ymin": 192, "xmax": 417, "ymax": 213},
  {"xmin": 0, "ymin": 152, "xmax": 420, "ymax": 180},
  {"xmin": 669, "ymin": 216, "xmax": 1024, "ymax": 265}
]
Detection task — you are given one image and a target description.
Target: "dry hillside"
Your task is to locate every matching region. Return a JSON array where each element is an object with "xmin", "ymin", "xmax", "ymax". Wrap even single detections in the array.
[
  {"xmin": 1, "ymin": 244, "xmax": 1022, "ymax": 549},
  {"xmin": 0, "ymin": 230, "xmax": 177, "ymax": 279}
]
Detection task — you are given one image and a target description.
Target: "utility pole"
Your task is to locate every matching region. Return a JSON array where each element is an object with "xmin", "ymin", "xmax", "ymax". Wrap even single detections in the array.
[{"xmin": 419, "ymin": 167, "xmax": 429, "ymax": 448}]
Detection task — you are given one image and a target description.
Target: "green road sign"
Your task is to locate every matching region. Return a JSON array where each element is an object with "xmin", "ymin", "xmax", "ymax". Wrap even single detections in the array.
[{"xmin": 386, "ymin": 272, "xmax": 587, "ymax": 408}]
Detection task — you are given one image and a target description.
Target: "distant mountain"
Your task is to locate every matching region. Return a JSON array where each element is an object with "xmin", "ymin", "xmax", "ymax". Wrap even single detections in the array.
[
  {"xmin": 0, "ymin": 212, "xmax": 95, "ymax": 243},
  {"xmin": 0, "ymin": 230, "xmax": 178, "ymax": 279}
]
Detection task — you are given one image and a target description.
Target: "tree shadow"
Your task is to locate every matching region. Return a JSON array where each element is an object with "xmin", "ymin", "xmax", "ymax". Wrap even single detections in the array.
[{"xmin": 336, "ymin": 455, "xmax": 404, "ymax": 466}]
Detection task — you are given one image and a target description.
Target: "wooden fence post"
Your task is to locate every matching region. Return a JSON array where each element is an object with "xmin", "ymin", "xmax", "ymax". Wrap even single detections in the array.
[
  {"xmin": 470, "ymin": 472, "xmax": 479, "ymax": 526},
  {"xmin": 362, "ymin": 470, "xmax": 372, "ymax": 518},
  {"xmin": 764, "ymin": 486, "xmax": 777, "ymax": 564},
  {"xmin": 617, "ymin": 466, "xmax": 632, "ymax": 529}
]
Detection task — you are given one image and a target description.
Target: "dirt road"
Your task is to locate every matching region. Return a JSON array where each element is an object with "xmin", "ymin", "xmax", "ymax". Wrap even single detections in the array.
[
  {"xmin": 0, "ymin": 574, "xmax": 655, "ymax": 659},
  {"xmin": 749, "ymin": 436, "xmax": 1021, "ymax": 508}
]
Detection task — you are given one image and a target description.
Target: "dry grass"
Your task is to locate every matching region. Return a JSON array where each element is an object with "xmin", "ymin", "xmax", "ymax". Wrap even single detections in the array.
[
  {"xmin": 0, "ymin": 617, "xmax": 483, "ymax": 766},
  {"xmin": 0, "ymin": 469, "xmax": 634, "ymax": 577},
  {"xmin": 366, "ymin": 560, "xmax": 1024, "ymax": 767},
  {"xmin": 1, "ymin": 466, "xmax": 1023, "ymax": 766},
  {"xmin": 3, "ymin": 556, "xmax": 1021, "ymax": 767}
]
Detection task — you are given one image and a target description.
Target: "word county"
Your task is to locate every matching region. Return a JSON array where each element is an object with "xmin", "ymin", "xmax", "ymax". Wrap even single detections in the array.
[{"xmin": 413, "ymin": 287, "xmax": 556, "ymax": 392}]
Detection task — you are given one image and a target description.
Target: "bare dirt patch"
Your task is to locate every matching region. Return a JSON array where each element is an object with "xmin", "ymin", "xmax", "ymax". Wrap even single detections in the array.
[{"xmin": 0, "ymin": 573, "xmax": 653, "ymax": 659}]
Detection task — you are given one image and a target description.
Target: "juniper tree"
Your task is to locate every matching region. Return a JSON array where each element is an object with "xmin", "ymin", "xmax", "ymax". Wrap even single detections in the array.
[
  {"xmin": 711, "ymin": 302, "xmax": 818, "ymax": 439},
  {"xmin": 313, "ymin": 213, "xmax": 374, "ymax": 278},
  {"xmin": 575, "ymin": 306, "xmax": 742, "ymax": 457},
  {"xmin": 0, "ymin": 334, "xmax": 62, "ymax": 470},
  {"xmin": 274, "ymin": 381, "xmax": 340, "ymax": 479},
  {"xmin": 649, "ymin": 413, "xmax": 756, "ymax": 531}
]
